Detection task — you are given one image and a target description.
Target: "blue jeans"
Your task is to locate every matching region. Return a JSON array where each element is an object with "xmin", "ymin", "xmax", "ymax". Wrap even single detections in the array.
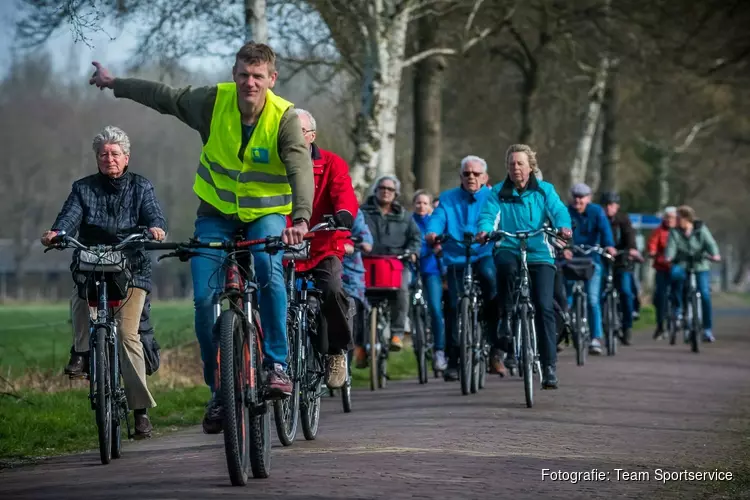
[
  {"xmin": 654, "ymin": 270, "xmax": 672, "ymax": 329},
  {"xmin": 191, "ymin": 214, "xmax": 287, "ymax": 391},
  {"xmin": 670, "ymin": 265, "xmax": 712, "ymax": 330},
  {"xmin": 422, "ymin": 273, "xmax": 445, "ymax": 351},
  {"xmin": 566, "ymin": 260, "xmax": 603, "ymax": 340},
  {"xmin": 445, "ymin": 256, "xmax": 498, "ymax": 367},
  {"xmin": 615, "ymin": 270, "xmax": 634, "ymax": 330}
]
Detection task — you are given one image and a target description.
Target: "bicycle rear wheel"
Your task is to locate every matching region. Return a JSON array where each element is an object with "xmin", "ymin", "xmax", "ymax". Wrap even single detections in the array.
[
  {"xmin": 341, "ymin": 350, "xmax": 352, "ymax": 413},
  {"xmin": 110, "ymin": 341, "xmax": 123, "ymax": 460},
  {"xmin": 94, "ymin": 326, "xmax": 112, "ymax": 465},
  {"xmin": 573, "ymin": 294, "xmax": 586, "ymax": 366},
  {"xmin": 470, "ymin": 314, "xmax": 481, "ymax": 394},
  {"xmin": 273, "ymin": 313, "xmax": 300, "ymax": 447},
  {"xmin": 458, "ymin": 297, "xmax": 472, "ymax": 396},
  {"xmin": 300, "ymin": 336, "xmax": 322, "ymax": 440},
  {"xmin": 369, "ymin": 308, "xmax": 378, "ymax": 391},
  {"xmin": 412, "ymin": 307, "xmax": 428, "ymax": 384},
  {"xmin": 219, "ymin": 309, "xmax": 252, "ymax": 485}
]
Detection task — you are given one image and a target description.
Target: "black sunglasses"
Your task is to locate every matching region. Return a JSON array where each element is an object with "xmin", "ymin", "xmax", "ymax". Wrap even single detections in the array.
[
  {"xmin": 377, "ymin": 186, "xmax": 396, "ymax": 192},
  {"xmin": 462, "ymin": 171, "xmax": 482, "ymax": 178}
]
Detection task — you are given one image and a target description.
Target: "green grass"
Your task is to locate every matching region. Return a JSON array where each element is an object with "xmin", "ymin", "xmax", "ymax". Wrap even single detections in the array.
[{"xmin": 0, "ymin": 301, "xmax": 196, "ymax": 374}]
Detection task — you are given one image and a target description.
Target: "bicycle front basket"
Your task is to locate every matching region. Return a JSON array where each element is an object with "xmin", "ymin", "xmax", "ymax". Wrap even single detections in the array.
[
  {"xmin": 76, "ymin": 250, "xmax": 127, "ymax": 272},
  {"xmin": 562, "ymin": 258, "xmax": 596, "ymax": 281}
]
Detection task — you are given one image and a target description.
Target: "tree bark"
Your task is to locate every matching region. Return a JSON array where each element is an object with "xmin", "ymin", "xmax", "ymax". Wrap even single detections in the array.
[
  {"xmin": 599, "ymin": 66, "xmax": 619, "ymax": 193},
  {"xmin": 518, "ymin": 64, "xmax": 538, "ymax": 144},
  {"xmin": 412, "ymin": 14, "xmax": 445, "ymax": 196},
  {"xmin": 244, "ymin": 0, "xmax": 268, "ymax": 43}
]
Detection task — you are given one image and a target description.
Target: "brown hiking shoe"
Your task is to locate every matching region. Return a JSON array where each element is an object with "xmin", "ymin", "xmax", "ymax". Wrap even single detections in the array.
[
  {"xmin": 134, "ymin": 412, "xmax": 153, "ymax": 439},
  {"xmin": 325, "ymin": 353, "xmax": 348, "ymax": 389},
  {"xmin": 489, "ymin": 349, "xmax": 506, "ymax": 377}
]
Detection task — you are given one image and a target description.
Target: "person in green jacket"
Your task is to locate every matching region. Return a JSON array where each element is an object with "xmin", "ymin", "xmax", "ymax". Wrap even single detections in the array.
[{"xmin": 665, "ymin": 205, "xmax": 721, "ymax": 342}]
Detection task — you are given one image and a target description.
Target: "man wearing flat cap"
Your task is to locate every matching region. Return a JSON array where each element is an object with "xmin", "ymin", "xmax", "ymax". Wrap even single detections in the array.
[{"xmin": 564, "ymin": 183, "xmax": 616, "ymax": 355}]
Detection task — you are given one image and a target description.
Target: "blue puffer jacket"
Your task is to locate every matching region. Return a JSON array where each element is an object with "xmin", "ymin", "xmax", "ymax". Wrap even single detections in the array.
[
  {"xmin": 568, "ymin": 203, "xmax": 614, "ymax": 264},
  {"xmin": 412, "ymin": 213, "xmax": 441, "ymax": 276},
  {"xmin": 426, "ymin": 186, "xmax": 493, "ymax": 267},
  {"xmin": 477, "ymin": 176, "xmax": 571, "ymax": 265}
]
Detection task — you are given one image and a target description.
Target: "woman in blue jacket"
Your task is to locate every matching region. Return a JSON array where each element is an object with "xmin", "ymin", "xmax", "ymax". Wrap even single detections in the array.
[
  {"xmin": 477, "ymin": 144, "xmax": 571, "ymax": 389},
  {"xmin": 412, "ymin": 190, "xmax": 447, "ymax": 372}
]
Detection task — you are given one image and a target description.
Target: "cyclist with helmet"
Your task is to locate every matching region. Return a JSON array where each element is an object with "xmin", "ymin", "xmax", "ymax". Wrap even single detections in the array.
[{"xmin": 600, "ymin": 191, "xmax": 641, "ymax": 345}]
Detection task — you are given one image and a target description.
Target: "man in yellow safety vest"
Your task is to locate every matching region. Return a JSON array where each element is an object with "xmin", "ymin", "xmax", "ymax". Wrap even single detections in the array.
[{"xmin": 89, "ymin": 42, "xmax": 314, "ymax": 434}]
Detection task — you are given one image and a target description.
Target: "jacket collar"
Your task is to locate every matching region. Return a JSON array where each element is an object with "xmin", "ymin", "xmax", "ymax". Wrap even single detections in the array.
[
  {"xmin": 364, "ymin": 195, "xmax": 404, "ymax": 215},
  {"xmin": 498, "ymin": 174, "xmax": 540, "ymax": 199},
  {"xmin": 311, "ymin": 143, "xmax": 322, "ymax": 161}
]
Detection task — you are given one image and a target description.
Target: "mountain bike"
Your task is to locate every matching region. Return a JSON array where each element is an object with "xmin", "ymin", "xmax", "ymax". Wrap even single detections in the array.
[
  {"xmin": 275, "ymin": 218, "xmax": 353, "ymax": 446},
  {"xmin": 487, "ymin": 227, "xmax": 562, "ymax": 407},
  {"xmin": 152, "ymin": 233, "xmax": 304, "ymax": 485},
  {"xmin": 362, "ymin": 253, "xmax": 410, "ymax": 391},
  {"xmin": 45, "ymin": 229, "xmax": 155, "ymax": 465},
  {"xmin": 433, "ymin": 233, "xmax": 487, "ymax": 396}
]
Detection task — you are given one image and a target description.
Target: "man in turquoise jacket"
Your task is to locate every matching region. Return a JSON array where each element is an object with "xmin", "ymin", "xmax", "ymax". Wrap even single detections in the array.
[
  {"xmin": 477, "ymin": 145, "xmax": 571, "ymax": 389},
  {"xmin": 425, "ymin": 155, "xmax": 499, "ymax": 381}
]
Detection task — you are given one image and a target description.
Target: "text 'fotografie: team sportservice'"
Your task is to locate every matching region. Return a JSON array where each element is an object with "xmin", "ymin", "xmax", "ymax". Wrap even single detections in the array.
[{"xmin": 542, "ymin": 468, "xmax": 733, "ymax": 484}]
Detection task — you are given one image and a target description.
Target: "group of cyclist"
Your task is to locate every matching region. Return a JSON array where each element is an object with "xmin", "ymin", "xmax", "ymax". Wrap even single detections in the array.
[{"xmin": 38, "ymin": 41, "xmax": 722, "ymax": 444}]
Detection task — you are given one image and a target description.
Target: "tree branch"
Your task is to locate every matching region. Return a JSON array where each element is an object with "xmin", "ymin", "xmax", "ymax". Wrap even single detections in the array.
[{"xmin": 674, "ymin": 116, "xmax": 722, "ymax": 154}]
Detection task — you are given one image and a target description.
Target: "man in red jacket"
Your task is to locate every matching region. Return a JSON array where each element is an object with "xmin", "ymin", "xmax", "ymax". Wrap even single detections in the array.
[
  {"xmin": 647, "ymin": 206, "xmax": 677, "ymax": 339},
  {"xmin": 294, "ymin": 108, "xmax": 359, "ymax": 388}
]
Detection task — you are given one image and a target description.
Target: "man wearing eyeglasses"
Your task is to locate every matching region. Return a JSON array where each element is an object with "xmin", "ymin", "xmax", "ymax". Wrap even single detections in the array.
[{"xmin": 425, "ymin": 155, "xmax": 500, "ymax": 381}]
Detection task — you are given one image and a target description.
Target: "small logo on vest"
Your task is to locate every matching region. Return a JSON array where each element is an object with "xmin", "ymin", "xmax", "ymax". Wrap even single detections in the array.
[{"xmin": 250, "ymin": 147, "xmax": 270, "ymax": 164}]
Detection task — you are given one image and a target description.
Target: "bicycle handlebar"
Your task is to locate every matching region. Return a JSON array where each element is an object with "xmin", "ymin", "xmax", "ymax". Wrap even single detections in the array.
[
  {"xmin": 487, "ymin": 226, "xmax": 561, "ymax": 242},
  {"xmin": 44, "ymin": 228, "xmax": 154, "ymax": 253},
  {"xmin": 569, "ymin": 244, "xmax": 615, "ymax": 261}
]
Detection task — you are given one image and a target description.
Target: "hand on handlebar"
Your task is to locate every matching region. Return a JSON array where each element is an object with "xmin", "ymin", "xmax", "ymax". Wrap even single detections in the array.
[
  {"xmin": 475, "ymin": 232, "xmax": 489, "ymax": 244},
  {"xmin": 344, "ymin": 243, "xmax": 355, "ymax": 256},
  {"xmin": 41, "ymin": 230, "xmax": 59, "ymax": 247},
  {"xmin": 709, "ymin": 254, "xmax": 721, "ymax": 262},
  {"xmin": 149, "ymin": 227, "xmax": 166, "ymax": 241},
  {"xmin": 282, "ymin": 220, "xmax": 309, "ymax": 245},
  {"xmin": 605, "ymin": 246, "xmax": 617, "ymax": 256},
  {"xmin": 563, "ymin": 249, "xmax": 573, "ymax": 260},
  {"xmin": 559, "ymin": 228, "xmax": 572, "ymax": 240}
]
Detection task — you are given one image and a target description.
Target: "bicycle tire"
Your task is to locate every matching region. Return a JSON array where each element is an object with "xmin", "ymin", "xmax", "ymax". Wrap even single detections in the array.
[
  {"xmin": 110, "ymin": 341, "xmax": 123, "ymax": 460},
  {"xmin": 605, "ymin": 296, "xmax": 616, "ymax": 356},
  {"xmin": 458, "ymin": 297, "xmax": 472, "ymax": 396},
  {"xmin": 478, "ymin": 335, "xmax": 487, "ymax": 389},
  {"xmin": 247, "ymin": 311, "xmax": 271, "ymax": 479},
  {"xmin": 273, "ymin": 313, "xmax": 300, "ymax": 447},
  {"xmin": 521, "ymin": 306, "xmax": 533, "ymax": 408},
  {"xmin": 219, "ymin": 309, "xmax": 251, "ymax": 486},
  {"xmin": 691, "ymin": 292, "xmax": 701, "ymax": 353},
  {"xmin": 574, "ymin": 293, "xmax": 586, "ymax": 366},
  {"xmin": 94, "ymin": 326, "xmax": 112, "ymax": 465},
  {"xmin": 470, "ymin": 312, "xmax": 481, "ymax": 394},
  {"xmin": 341, "ymin": 350, "xmax": 352, "ymax": 413},
  {"xmin": 369, "ymin": 308, "xmax": 378, "ymax": 391},
  {"xmin": 412, "ymin": 308, "xmax": 428, "ymax": 384},
  {"xmin": 300, "ymin": 335, "xmax": 322, "ymax": 440}
]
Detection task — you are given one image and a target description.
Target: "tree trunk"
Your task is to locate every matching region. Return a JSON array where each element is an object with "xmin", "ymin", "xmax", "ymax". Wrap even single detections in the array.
[
  {"xmin": 350, "ymin": 7, "xmax": 410, "ymax": 193},
  {"xmin": 569, "ymin": 56, "xmax": 610, "ymax": 187},
  {"xmin": 657, "ymin": 153, "xmax": 671, "ymax": 210},
  {"xmin": 518, "ymin": 64, "xmax": 538, "ymax": 144},
  {"xmin": 586, "ymin": 114, "xmax": 605, "ymax": 192},
  {"xmin": 412, "ymin": 14, "xmax": 445, "ymax": 196},
  {"xmin": 599, "ymin": 67, "xmax": 618, "ymax": 193},
  {"xmin": 244, "ymin": 0, "xmax": 268, "ymax": 43}
]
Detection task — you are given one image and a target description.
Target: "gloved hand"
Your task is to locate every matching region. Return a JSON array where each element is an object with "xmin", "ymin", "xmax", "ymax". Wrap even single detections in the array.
[{"xmin": 333, "ymin": 210, "xmax": 354, "ymax": 229}]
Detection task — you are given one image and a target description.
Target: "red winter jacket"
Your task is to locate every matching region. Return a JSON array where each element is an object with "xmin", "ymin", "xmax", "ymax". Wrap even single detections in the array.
[
  {"xmin": 647, "ymin": 222, "xmax": 671, "ymax": 272},
  {"xmin": 290, "ymin": 144, "xmax": 358, "ymax": 272}
]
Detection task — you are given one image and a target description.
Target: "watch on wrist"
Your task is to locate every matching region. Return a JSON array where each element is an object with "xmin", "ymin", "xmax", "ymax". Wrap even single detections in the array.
[{"xmin": 293, "ymin": 218, "xmax": 308, "ymax": 227}]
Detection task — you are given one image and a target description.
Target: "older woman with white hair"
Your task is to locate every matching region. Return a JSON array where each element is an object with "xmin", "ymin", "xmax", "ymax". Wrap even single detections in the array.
[
  {"xmin": 360, "ymin": 174, "xmax": 422, "ymax": 351},
  {"xmin": 41, "ymin": 126, "xmax": 167, "ymax": 438}
]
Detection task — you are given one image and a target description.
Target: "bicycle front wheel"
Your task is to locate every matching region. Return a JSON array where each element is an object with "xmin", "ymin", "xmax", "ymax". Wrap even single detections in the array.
[
  {"xmin": 605, "ymin": 295, "xmax": 617, "ymax": 356},
  {"xmin": 458, "ymin": 297, "xmax": 472, "ymax": 396},
  {"xmin": 94, "ymin": 326, "xmax": 112, "ymax": 465},
  {"xmin": 691, "ymin": 292, "xmax": 702, "ymax": 353},
  {"xmin": 300, "ymin": 336, "xmax": 322, "ymax": 440},
  {"xmin": 520, "ymin": 306, "xmax": 534, "ymax": 408},
  {"xmin": 573, "ymin": 294, "xmax": 586, "ymax": 366},
  {"xmin": 369, "ymin": 308, "xmax": 378, "ymax": 391},
  {"xmin": 219, "ymin": 309, "xmax": 252, "ymax": 485},
  {"xmin": 412, "ymin": 307, "xmax": 428, "ymax": 384},
  {"xmin": 273, "ymin": 313, "xmax": 300, "ymax": 447}
]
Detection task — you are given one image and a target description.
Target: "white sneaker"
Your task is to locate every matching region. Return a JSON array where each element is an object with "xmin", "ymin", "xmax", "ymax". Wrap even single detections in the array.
[
  {"xmin": 589, "ymin": 338, "xmax": 603, "ymax": 355},
  {"xmin": 434, "ymin": 350, "xmax": 448, "ymax": 371}
]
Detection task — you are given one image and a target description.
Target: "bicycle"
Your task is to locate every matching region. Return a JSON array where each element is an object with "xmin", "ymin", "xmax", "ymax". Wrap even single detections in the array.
[
  {"xmin": 275, "ymin": 218, "xmax": 354, "ymax": 446},
  {"xmin": 362, "ymin": 253, "xmax": 411, "ymax": 391},
  {"xmin": 433, "ymin": 232, "xmax": 487, "ymax": 396},
  {"xmin": 152, "ymin": 233, "xmax": 303, "ymax": 485},
  {"xmin": 559, "ymin": 255, "xmax": 595, "ymax": 366},
  {"xmin": 45, "ymin": 228, "xmax": 155, "ymax": 465},
  {"xmin": 676, "ymin": 251, "xmax": 713, "ymax": 353},
  {"xmin": 487, "ymin": 227, "xmax": 563, "ymax": 407},
  {"xmin": 409, "ymin": 260, "xmax": 436, "ymax": 384},
  {"xmin": 571, "ymin": 245, "xmax": 621, "ymax": 357}
]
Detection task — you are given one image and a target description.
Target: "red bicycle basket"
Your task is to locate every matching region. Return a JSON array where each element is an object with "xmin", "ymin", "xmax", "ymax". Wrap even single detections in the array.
[{"xmin": 363, "ymin": 256, "xmax": 404, "ymax": 289}]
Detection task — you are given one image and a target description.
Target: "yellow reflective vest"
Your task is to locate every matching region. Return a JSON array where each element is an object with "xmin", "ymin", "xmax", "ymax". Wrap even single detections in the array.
[{"xmin": 193, "ymin": 83, "xmax": 293, "ymax": 222}]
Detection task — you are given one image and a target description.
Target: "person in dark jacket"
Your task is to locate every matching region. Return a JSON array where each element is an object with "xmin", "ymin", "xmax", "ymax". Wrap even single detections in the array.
[
  {"xmin": 412, "ymin": 189, "xmax": 447, "ymax": 371},
  {"xmin": 360, "ymin": 175, "xmax": 422, "ymax": 351},
  {"xmin": 600, "ymin": 192, "xmax": 642, "ymax": 345},
  {"xmin": 41, "ymin": 126, "xmax": 167, "ymax": 438}
]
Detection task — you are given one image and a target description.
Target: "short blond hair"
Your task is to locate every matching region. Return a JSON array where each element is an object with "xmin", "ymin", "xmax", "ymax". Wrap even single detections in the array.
[
  {"xmin": 677, "ymin": 205, "xmax": 695, "ymax": 222},
  {"xmin": 505, "ymin": 144, "xmax": 540, "ymax": 176},
  {"xmin": 412, "ymin": 189, "xmax": 433, "ymax": 204}
]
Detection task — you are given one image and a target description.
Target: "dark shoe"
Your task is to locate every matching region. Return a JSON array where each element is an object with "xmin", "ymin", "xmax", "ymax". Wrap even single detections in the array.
[
  {"xmin": 489, "ymin": 348, "xmax": 506, "ymax": 377},
  {"xmin": 653, "ymin": 328, "xmax": 664, "ymax": 340},
  {"xmin": 542, "ymin": 366, "xmax": 558, "ymax": 389},
  {"xmin": 266, "ymin": 364, "xmax": 293, "ymax": 399},
  {"xmin": 620, "ymin": 329, "xmax": 632, "ymax": 346},
  {"xmin": 504, "ymin": 351, "xmax": 517, "ymax": 371},
  {"xmin": 443, "ymin": 367, "xmax": 459, "ymax": 382},
  {"xmin": 202, "ymin": 395, "xmax": 223, "ymax": 434},
  {"xmin": 134, "ymin": 411, "xmax": 153, "ymax": 439},
  {"xmin": 64, "ymin": 350, "xmax": 87, "ymax": 377}
]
